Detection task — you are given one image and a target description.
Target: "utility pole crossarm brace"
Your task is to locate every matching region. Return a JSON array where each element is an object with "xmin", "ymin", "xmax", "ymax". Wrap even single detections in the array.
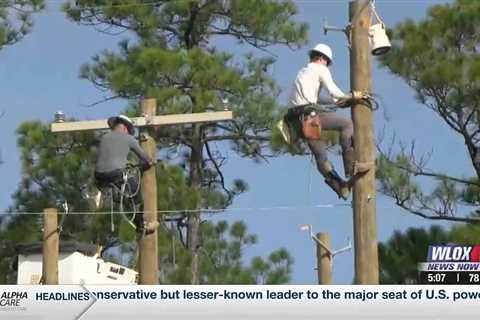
[
  {"xmin": 331, "ymin": 239, "xmax": 352, "ymax": 257},
  {"xmin": 311, "ymin": 233, "xmax": 333, "ymax": 257},
  {"xmin": 300, "ymin": 224, "xmax": 352, "ymax": 258},
  {"xmin": 300, "ymin": 225, "xmax": 352, "ymax": 285},
  {"xmin": 50, "ymin": 111, "xmax": 233, "ymax": 133}
]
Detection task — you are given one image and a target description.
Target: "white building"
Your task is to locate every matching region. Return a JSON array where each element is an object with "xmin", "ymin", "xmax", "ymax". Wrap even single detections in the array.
[{"xmin": 16, "ymin": 242, "xmax": 137, "ymax": 285}]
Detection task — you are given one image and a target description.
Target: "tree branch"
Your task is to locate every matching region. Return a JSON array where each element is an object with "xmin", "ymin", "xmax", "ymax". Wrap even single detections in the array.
[
  {"xmin": 395, "ymin": 199, "xmax": 480, "ymax": 224},
  {"xmin": 377, "ymin": 141, "xmax": 480, "ymax": 187},
  {"xmin": 204, "ymin": 139, "xmax": 233, "ymax": 204}
]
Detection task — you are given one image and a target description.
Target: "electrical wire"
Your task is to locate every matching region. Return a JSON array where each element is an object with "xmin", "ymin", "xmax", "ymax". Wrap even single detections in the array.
[
  {"xmin": 43, "ymin": 0, "xmax": 167, "ymax": 10},
  {"xmin": 0, "ymin": 202, "xmax": 352, "ymax": 215},
  {"xmin": 23, "ymin": 0, "xmax": 446, "ymax": 15}
]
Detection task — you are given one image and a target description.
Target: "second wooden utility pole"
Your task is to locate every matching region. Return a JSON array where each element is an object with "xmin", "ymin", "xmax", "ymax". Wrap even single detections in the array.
[
  {"xmin": 139, "ymin": 98, "xmax": 159, "ymax": 284},
  {"xmin": 349, "ymin": 0, "xmax": 379, "ymax": 284},
  {"xmin": 316, "ymin": 232, "xmax": 332, "ymax": 285},
  {"xmin": 42, "ymin": 208, "xmax": 59, "ymax": 284}
]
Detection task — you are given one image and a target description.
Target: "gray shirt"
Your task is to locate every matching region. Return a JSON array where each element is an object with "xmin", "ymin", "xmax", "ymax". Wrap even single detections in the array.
[{"xmin": 95, "ymin": 131, "xmax": 152, "ymax": 173}]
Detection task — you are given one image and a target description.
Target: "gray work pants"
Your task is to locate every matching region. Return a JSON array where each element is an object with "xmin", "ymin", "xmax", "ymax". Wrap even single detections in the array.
[{"xmin": 305, "ymin": 112, "xmax": 354, "ymax": 176}]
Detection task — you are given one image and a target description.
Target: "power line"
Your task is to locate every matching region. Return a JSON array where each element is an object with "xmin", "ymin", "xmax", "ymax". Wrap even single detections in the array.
[
  {"xmin": 0, "ymin": 202, "xmax": 352, "ymax": 215},
  {"xmin": 45, "ymin": 0, "xmax": 165, "ymax": 8},
  {"xmin": 30, "ymin": 0, "xmax": 448, "ymax": 14},
  {"xmin": 24, "ymin": 0, "xmax": 169, "ymax": 14}
]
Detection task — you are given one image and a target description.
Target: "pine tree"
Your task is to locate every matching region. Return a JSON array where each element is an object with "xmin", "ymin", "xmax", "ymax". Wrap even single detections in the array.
[
  {"xmin": 0, "ymin": 0, "xmax": 44, "ymax": 50},
  {"xmin": 0, "ymin": 121, "xmax": 293, "ymax": 284},
  {"xmin": 62, "ymin": 0, "xmax": 307, "ymax": 283},
  {"xmin": 377, "ymin": 0, "xmax": 480, "ymax": 223}
]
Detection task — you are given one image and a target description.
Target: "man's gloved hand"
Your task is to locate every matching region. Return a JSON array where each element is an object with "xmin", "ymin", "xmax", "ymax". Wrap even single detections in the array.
[
  {"xmin": 335, "ymin": 97, "xmax": 352, "ymax": 108},
  {"xmin": 351, "ymin": 90, "xmax": 365, "ymax": 100},
  {"xmin": 335, "ymin": 91, "xmax": 369, "ymax": 108}
]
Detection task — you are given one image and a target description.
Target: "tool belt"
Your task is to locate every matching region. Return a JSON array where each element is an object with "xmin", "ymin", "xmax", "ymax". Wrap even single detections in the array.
[
  {"xmin": 302, "ymin": 111, "xmax": 322, "ymax": 140},
  {"xmin": 95, "ymin": 169, "xmax": 125, "ymax": 189},
  {"xmin": 283, "ymin": 104, "xmax": 330, "ymax": 142}
]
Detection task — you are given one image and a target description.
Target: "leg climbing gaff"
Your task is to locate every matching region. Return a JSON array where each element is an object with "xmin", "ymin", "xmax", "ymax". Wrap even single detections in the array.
[
  {"xmin": 120, "ymin": 167, "xmax": 158, "ymax": 235},
  {"xmin": 283, "ymin": 106, "xmax": 373, "ymax": 200},
  {"xmin": 316, "ymin": 112, "xmax": 355, "ymax": 178},
  {"xmin": 307, "ymin": 139, "xmax": 350, "ymax": 200},
  {"xmin": 281, "ymin": 103, "xmax": 377, "ymax": 199},
  {"xmin": 94, "ymin": 168, "xmax": 143, "ymax": 233}
]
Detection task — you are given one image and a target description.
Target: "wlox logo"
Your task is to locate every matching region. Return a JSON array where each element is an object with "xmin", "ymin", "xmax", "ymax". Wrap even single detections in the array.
[{"xmin": 427, "ymin": 245, "xmax": 480, "ymax": 262}]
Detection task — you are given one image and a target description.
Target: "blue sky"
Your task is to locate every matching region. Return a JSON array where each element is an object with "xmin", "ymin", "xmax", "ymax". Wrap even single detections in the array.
[{"xmin": 0, "ymin": 0, "xmax": 469, "ymax": 284}]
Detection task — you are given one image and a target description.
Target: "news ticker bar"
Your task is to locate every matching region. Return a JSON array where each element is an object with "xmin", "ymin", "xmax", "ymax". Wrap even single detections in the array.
[
  {"xmin": 1, "ymin": 285, "xmax": 479, "ymax": 319},
  {"xmin": 418, "ymin": 271, "xmax": 480, "ymax": 284}
]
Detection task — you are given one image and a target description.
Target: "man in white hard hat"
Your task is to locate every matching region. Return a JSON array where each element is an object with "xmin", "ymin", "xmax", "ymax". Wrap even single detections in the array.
[
  {"xmin": 283, "ymin": 43, "xmax": 364, "ymax": 200},
  {"xmin": 95, "ymin": 115, "xmax": 157, "ymax": 233}
]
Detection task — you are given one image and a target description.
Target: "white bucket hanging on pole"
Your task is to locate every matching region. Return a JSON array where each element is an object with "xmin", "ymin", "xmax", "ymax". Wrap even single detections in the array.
[{"xmin": 369, "ymin": 1, "xmax": 391, "ymax": 56}]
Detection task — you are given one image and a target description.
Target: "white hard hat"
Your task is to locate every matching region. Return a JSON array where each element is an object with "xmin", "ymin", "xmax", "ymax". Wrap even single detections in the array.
[
  {"xmin": 108, "ymin": 114, "xmax": 135, "ymax": 135},
  {"xmin": 310, "ymin": 43, "xmax": 333, "ymax": 64}
]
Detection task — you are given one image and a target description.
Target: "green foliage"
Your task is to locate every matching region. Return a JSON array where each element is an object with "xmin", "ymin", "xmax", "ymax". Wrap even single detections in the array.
[
  {"xmin": 156, "ymin": 164, "xmax": 239, "ymax": 211},
  {"xmin": 1, "ymin": 120, "xmax": 293, "ymax": 284},
  {"xmin": 63, "ymin": 0, "xmax": 307, "ymax": 48},
  {"xmin": 379, "ymin": 224, "xmax": 480, "ymax": 284},
  {"xmin": 0, "ymin": 0, "xmax": 44, "ymax": 49},
  {"xmin": 60, "ymin": 0, "xmax": 307, "ymax": 282},
  {"xmin": 449, "ymin": 223, "xmax": 480, "ymax": 243},
  {"xmin": 13, "ymin": 121, "xmax": 96, "ymax": 213},
  {"xmin": 378, "ymin": 0, "xmax": 480, "ymax": 220},
  {"xmin": 63, "ymin": 0, "xmax": 308, "ymax": 167},
  {"xmin": 379, "ymin": 226, "xmax": 448, "ymax": 284},
  {"xmin": 462, "ymin": 178, "xmax": 480, "ymax": 204},
  {"xmin": 0, "ymin": 121, "xmax": 97, "ymax": 283},
  {"xmin": 160, "ymin": 220, "xmax": 293, "ymax": 284},
  {"xmin": 380, "ymin": 0, "xmax": 480, "ymax": 97},
  {"xmin": 376, "ymin": 153, "xmax": 421, "ymax": 204},
  {"xmin": 0, "ymin": 215, "xmax": 42, "ymax": 284},
  {"xmin": 3, "ymin": 0, "xmax": 304, "ymax": 284},
  {"xmin": 376, "ymin": 152, "xmax": 468, "ymax": 218}
]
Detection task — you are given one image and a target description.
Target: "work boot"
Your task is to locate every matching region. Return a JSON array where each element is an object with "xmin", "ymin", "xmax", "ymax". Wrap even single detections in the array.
[
  {"xmin": 324, "ymin": 170, "xmax": 350, "ymax": 200},
  {"xmin": 342, "ymin": 147, "xmax": 355, "ymax": 178}
]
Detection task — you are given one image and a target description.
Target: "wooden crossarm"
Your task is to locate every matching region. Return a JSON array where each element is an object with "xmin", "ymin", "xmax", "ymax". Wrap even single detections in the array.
[{"xmin": 50, "ymin": 111, "xmax": 233, "ymax": 133}]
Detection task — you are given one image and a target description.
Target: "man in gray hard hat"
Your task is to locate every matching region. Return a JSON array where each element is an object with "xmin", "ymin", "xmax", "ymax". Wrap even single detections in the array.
[
  {"xmin": 281, "ymin": 43, "xmax": 368, "ymax": 200},
  {"xmin": 95, "ymin": 114, "xmax": 158, "ymax": 233}
]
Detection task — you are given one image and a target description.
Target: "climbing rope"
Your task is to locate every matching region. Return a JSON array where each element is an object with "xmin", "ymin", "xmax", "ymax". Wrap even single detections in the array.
[
  {"xmin": 103, "ymin": 163, "xmax": 144, "ymax": 233},
  {"xmin": 335, "ymin": 92, "xmax": 382, "ymax": 112},
  {"xmin": 359, "ymin": 93, "xmax": 381, "ymax": 111}
]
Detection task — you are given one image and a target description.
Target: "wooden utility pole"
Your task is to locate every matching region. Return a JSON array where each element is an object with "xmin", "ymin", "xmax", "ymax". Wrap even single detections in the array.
[
  {"xmin": 349, "ymin": 0, "xmax": 379, "ymax": 284},
  {"xmin": 139, "ymin": 98, "xmax": 159, "ymax": 284},
  {"xmin": 50, "ymin": 102, "xmax": 233, "ymax": 284},
  {"xmin": 187, "ymin": 124, "xmax": 203, "ymax": 285},
  {"xmin": 316, "ymin": 232, "xmax": 332, "ymax": 285},
  {"xmin": 42, "ymin": 208, "xmax": 59, "ymax": 284}
]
